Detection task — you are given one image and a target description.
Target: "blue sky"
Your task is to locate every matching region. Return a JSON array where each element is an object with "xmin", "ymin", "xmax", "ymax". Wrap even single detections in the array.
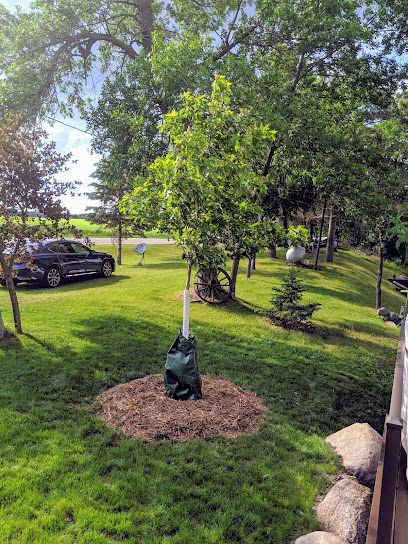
[{"xmin": 3, "ymin": 0, "xmax": 100, "ymax": 214}]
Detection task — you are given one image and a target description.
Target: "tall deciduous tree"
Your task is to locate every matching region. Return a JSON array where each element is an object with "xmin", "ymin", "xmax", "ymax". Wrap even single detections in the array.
[
  {"xmin": 1, "ymin": 0, "xmax": 403, "ymax": 280},
  {"xmin": 0, "ymin": 114, "xmax": 78, "ymax": 334}
]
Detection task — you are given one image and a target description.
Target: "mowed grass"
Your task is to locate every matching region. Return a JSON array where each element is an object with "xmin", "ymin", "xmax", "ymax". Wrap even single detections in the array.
[
  {"xmin": 0, "ymin": 246, "xmax": 403, "ymax": 543},
  {"xmin": 65, "ymin": 219, "xmax": 167, "ymax": 239}
]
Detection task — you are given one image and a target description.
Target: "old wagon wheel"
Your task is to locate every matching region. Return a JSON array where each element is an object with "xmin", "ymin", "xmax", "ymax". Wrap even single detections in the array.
[{"xmin": 194, "ymin": 267, "xmax": 232, "ymax": 304}]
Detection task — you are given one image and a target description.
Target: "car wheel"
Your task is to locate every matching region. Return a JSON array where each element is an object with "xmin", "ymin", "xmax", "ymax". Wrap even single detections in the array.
[
  {"xmin": 44, "ymin": 266, "xmax": 61, "ymax": 288},
  {"xmin": 101, "ymin": 260, "xmax": 113, "ymax": 278}
]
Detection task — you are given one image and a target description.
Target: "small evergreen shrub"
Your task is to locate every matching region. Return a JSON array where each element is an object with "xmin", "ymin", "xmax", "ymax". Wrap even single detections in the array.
[{"xmin": 264, "ymin": 267, "xmax": 320, "ymax": 329}]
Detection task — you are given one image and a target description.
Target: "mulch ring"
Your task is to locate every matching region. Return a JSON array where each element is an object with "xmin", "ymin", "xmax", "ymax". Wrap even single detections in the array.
[{"xmin": 95, "ymin": 374, "xmax": 266, "ymax": 442}]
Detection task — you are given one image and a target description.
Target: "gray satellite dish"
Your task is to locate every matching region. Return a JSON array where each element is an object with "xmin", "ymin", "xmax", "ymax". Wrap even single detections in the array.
[{"xmin": 133, "ymin": 243, "xmax": 148, "ymax": 265}]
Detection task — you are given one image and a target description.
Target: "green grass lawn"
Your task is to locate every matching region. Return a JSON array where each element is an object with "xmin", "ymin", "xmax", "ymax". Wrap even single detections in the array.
[
  {"xmin": 0, "ymin": 246, "xmax": 403, "ymax": 543},
  {"xmin": 65, "ymin": 219, "xmax": 168, "ymax": 239}
]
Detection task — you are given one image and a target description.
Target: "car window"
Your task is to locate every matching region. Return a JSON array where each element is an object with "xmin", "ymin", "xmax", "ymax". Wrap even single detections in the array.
[
  {"xmin": 47, "ymin": 242, "xmax": 65, "ymax": 253},
  {"xmin": 58, "ymin": 243, "xmax": 74, "ymax": 253},
  {"xmin": 25, "ymin": 242, "xmax": 42, "ymax": 253},
  {"xmin": 70, "ymin": 243, "xmax": 89, "ymax": 254}
]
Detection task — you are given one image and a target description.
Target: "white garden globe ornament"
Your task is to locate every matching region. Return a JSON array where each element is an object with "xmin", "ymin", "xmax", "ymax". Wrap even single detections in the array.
[{"xmin": 286, "ymin": 245, "xmax": 306, "ymax": 264}]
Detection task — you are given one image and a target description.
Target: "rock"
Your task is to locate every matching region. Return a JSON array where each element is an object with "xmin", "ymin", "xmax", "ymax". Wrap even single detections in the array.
[
  {"xmin": 316, "ymin": 476, "xmax": 372, "ymax": 544},
  {"xmin": 294, "ymin": 532, "xmax": 348, "ymax": 544},
  {"xmin": 388, "ymin": 312, "xmax": 400, "ymax": 325},
  {"xmin": 385, "ymin": 320, "xmax": 397, "ymax": 328},
  {"xmin": 377, "ymin": 307, "xmax": 389, "ymax": 317},
  {"xmin": 326, "ymin": 422, "xmax": 382, "ymax": 487}
]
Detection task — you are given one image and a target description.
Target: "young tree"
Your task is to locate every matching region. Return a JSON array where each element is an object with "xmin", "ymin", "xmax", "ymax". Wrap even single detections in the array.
[
  {"xmin": 85, "ymin": 162, "xmax": 143, "ymax": 266},
  {"xmin": 123, "ymin": 75, "xmax": 279, "ymax": 335},
  {"xmin": 263, "ymin": 267, "xmax": 321, "ymax": 330},
  {"xmin": 0, "ymin": 114, "xmax": 78, "ymax": 334}
]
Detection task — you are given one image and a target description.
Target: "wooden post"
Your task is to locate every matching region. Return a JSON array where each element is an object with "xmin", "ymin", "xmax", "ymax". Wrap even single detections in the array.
[{"xmin": 366, "ymin": 321, "xmax": 406, "ymax": 543}]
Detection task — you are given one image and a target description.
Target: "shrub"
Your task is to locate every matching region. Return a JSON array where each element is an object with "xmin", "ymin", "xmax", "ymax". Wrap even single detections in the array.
[{"xmin": 264, "ymin": 267, "xmax": 320, "ymax": 329}]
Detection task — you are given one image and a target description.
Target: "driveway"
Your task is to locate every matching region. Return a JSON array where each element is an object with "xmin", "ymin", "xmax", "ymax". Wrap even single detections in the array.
[{"xmin": 90, "ymin": 238, "xmax": 174, "ymax": 245}]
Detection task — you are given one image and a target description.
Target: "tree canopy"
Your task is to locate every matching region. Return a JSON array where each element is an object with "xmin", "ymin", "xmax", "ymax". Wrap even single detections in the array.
[{"xmin": 123, "ymin": 74, "xmax": 278, "ymax": 271}]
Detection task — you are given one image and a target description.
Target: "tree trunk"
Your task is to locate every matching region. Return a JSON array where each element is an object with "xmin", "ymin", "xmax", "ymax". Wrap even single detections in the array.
[
  {"xmin": 325, "ymin": 205, "xmax": 338, "ymax": 263},
  {"xmin": 182, "ymin": 262, "xmax": 192, "ymax": 338},
  {"xmin": 0, "ymin": 255, "xmax": 22, "ymax": 334},
  {"xmin": 139, "ymin": 0, "xmax": 154, "ymax": 51},
  {"xmin": 117, "ymin": 219, "xmax": 122, "ymax": 265},
  {"xmin": 246, "ymin": 258, "xmax": 251, "ymax": 279},
  {"xmin": 376, "ymin": 234, "xmax": 383, "ymax": 310},
  {"xmin": 252, "ymin": 252, "xmax": 256, "ymax": 270},
  {"xmin": 0, "ymin": 311, "xmax": 6, "ymax": 341},
  {"xmin": 5, "ymin": 275, "xmax": 22, "ymax": 334},
  {"xmin": 313, "ymin": 201, "xmax": 327, "ymax": 271},
  {"xmin": 230, "ymin": 256, "xmax": 240, "ymax": 299},
  {"xmin": 262, "ymin": 144, "xmax": 277, "ymax": 177},
  {"xmin": 282, "ymin": 213, "xmax": 289, "ymax": 233},
  {"xmin": 308, "ymin": 220, "xmax": 315, "ymax": 245},
  {"xmin": 268, "ymin": 245, "xmax": 277, "ymax": 258}
]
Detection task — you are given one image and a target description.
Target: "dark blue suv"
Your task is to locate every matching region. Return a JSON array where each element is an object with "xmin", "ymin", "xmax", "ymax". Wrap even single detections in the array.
[{"xmin": 1, "ymin": 240, "xmax": 115, "ymax": 288}]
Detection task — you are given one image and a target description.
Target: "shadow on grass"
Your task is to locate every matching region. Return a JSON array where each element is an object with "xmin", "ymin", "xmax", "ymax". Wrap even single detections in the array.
[
  {"xmin": 66, "ymin": 311, "xmax": 394, "ymax": 435},
  {"xmin": 0, "ymin": 316, "xmax": 173, "ymax": 412},
  {"xmin": 212, "ymin": 296, "xmax": 396, "ymax": 355},
  {"xmin": 14, "ymin": 274, "xmax": 131, "ymax": 293},
  {"xmin": 194, "ymin": 324, "xmax": 393, "ymax": 435},
  {"xmin": 0, "ymin": 303, "xmax": 396, "ymax": 437}
]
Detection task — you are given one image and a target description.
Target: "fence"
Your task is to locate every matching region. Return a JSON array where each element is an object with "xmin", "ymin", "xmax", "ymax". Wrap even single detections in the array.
[{"xmin": 366, "ymin": 319, "xmax": 408, "ymax": 543}]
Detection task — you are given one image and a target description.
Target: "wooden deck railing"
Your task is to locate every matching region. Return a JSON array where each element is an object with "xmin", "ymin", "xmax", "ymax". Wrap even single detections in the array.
[{"xmin": 366, "ymin": 320, "xmax": 408, "ymax": 544}]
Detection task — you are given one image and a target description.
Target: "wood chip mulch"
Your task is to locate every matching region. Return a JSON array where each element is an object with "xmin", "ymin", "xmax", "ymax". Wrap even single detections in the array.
[{"xmin": 95, "ymin": 374, "xmax": 266, "ymax": 442}]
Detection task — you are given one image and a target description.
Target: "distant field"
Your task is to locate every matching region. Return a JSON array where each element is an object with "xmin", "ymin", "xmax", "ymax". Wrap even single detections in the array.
[{"xmin": 64, "ymin": 219, "xmax": 168, "ymax": 239}]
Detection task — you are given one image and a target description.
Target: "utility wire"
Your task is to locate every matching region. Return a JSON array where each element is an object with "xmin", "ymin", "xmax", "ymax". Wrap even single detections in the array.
[{"xmin": 46, "ymin": 117, "xmax": 92, "ymax": 135}]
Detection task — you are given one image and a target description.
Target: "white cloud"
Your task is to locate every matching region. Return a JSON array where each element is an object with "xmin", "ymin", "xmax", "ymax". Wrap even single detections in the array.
[{"xmin": 42, "ymin": 120, "xmax": 102, "ymax": 215}]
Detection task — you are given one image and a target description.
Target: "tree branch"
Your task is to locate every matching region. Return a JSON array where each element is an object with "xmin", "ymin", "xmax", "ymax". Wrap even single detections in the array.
[
  {"xmin": 293, "ymin": 51, "xmax": 305, "ymax": 89},
  {"xmin": 225, "ymin": 0, "xmax": 243, "ymax": 47},
  {"xmin": 37, "ymin": 32, "xmax": 138, "ymax": 102},
  {"xmin": 213, "ymin": 21, "xmax": 259, "ymax": 61}
]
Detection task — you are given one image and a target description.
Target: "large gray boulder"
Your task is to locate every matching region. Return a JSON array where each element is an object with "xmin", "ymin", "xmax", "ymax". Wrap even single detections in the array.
[
  {"xmin": 326, "ymin": 423, "xmax": 382, "ymax": 487},
  {"xmin": 376, "ymin": 307, "xmax": 389, "ymax": 317},
  {"xmin": 294, "ymin": 531, "xmax": 348, "ymax": 544},
  {"xmin": 316, "ymin": 476, "xmax": 372, "ymax": 544}
]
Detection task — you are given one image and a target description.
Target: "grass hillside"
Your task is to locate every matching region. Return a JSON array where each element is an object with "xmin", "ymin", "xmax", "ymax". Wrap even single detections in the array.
[{"xmin": 0, "ymin": 246, "xmax": 403, "ymax": 543}]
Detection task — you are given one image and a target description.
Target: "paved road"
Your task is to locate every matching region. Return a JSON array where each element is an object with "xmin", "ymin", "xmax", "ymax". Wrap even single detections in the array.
[{"xmin": 90, "ymin": 237, "xmax": 174, "ymax": 245}]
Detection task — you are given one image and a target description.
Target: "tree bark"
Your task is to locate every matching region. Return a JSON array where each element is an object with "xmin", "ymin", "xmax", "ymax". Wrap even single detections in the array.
[
  {"xmin": 251, "ymin": 252, "xmax": 256, "ymax": 270},
  {"xmin": 246, "ymin": 258, "xmax": 251, "ymax": 279},
  {"xmin": 0, "ymin": 311, "xmax": 6, "ymax": 340},
  {"xmin": 230, "ymin": 256, "xmax": 240, "ymax": 299},
  {"xmin": 282, "ymin": 213, "xmax": 289, "ymax": 233},
  {"xmin": 325, "ymin": 205, "xmax": 338, "ymax": 263},
  {"xmin": 139, "ymin": 0, "xmax": 154, "ymax": 51},
  {"xmin": 376, "ymin": 233, "xmax": 383, "ymax": 310},
  {"xmin": 313, "ymin": 201, "xmax": 327, "ymax": 271},
  {"xmin": 262, "ymin": 144, "xmax": 277, "ymax": 177},
  {"xmin": 308, "ymin": 220, "xmax": 315, "ymax": 245},
  {"xmin": 268, "ymin": 245, "xmax": 277, "ymax": 258},
  {"xmin": 117, "ymin": 218, "xmax": 122, "ymax": 265},
  {"xmin": 0, "ymin": 255, "xmax": 22, "ymax": 334}
]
